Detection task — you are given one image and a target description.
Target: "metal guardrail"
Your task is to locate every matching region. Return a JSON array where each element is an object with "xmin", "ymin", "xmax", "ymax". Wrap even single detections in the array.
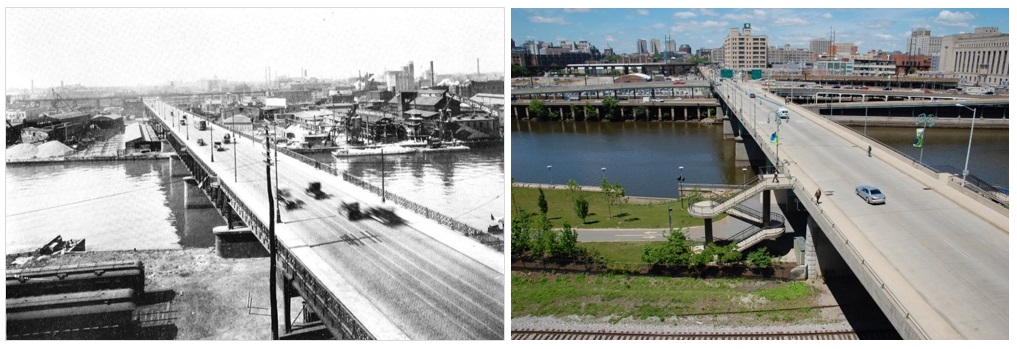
[{"xmin": 725, "ymin": 204, "xmax": 786, "ymax": 244}]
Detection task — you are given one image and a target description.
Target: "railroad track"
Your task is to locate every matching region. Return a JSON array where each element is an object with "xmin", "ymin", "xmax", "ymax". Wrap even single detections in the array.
[{"xmin": 512, "ymin": 328, "xmax": 872, "ymax": 340}]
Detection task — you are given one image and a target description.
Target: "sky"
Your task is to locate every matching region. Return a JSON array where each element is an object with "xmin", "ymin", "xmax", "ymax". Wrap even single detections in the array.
[
  {"xmin": 512, "ymin": 8, "xmax": 1009, "ymax": 55},
  {"xmin": 5, "ymin": 7, "xmax": 504, "ymax": 90}
]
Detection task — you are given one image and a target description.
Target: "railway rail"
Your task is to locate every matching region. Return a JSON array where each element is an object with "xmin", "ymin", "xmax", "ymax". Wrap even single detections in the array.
[{"xmin": 511, "ymin": 328, "xmax": 899, "ymax": 340}]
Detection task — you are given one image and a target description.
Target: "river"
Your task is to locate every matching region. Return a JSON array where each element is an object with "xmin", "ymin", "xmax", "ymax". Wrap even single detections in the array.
[{"xmin": 511, "ymin": 120, "xmax": 1008, "ymax": 198}]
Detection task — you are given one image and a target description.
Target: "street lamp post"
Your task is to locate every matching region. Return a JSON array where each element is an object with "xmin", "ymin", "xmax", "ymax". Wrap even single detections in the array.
[
  {"xmin": 955, "ymin": 104, "xmax": 977, "ymax": 188},
  {"xmin": 668, "ymin": 206, "xmax": 673, "ymax": 234},
  {"xmin": 547, "ymin": 165, "xmax": 553, "ymax": 187},
  {"xmin": 210, "ymin": 116, "xmax": 214, "ymax": 163},
  {"xmin": 742, "ymin": 167, "xmax": 747, "ymax": 184},
  {"xmin": 677, "ymin": 166, "xmax": 685, "ymax": 209},
  {"xmin": 601, "ymin": 167, "xmax": 606, "ymax": 181}
]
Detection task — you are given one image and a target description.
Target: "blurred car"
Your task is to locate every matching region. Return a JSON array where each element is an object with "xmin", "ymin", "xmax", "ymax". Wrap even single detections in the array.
[
  {"xmin": 749, "ymin": 93, "xmax": 756, "ymax": 98},
  {"xmin": 855, "ymin": 185, "xmax": 886, "ymax": 205}
]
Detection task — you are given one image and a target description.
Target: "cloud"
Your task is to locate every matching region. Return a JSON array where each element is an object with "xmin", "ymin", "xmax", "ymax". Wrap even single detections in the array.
[
  {"xmin": 722, "ymin": 13, "xmax": 753, "ymax": 21},
  {"xmin": 529, "ymin": 16, "xmax": 569, "ymax": 25},
  {"xmin": 822, "ymin": 13, "xmax": 832, "ymax": 19},
  {"xmin": 753, "ymin": 10, "xmax": 767, "ymax": 17},
  {"xmin": 604, "ymin": 35, "xmax": 616, "ymax": 42},
  {"xmin": 773, "ymin": 16, "xmax": 808, "ymax": 26},
  {"xmin": 652, "ymin": 23, "xmax": 665, "ymax": 30},
  {"xmin": 673, "ymin": 11, "xmax": 697, "ymax": 19},
  {"xmin": 875, "ymin": 33, "xmax": 894, "ymax": 40},
  {"xmin": 563, "ymin": 8, "xmax": 590, "ymax": 13},
  {"xmin": 934, "ymin": 10, "xmax": 975, "ymax": 27},
  {"xmin": 636, "ymin": 9, "xmax": 650, "ymax": 16},
  {"xmin": 699, "ymin": 8, "xmax": 718, "ymax": 16},
  {"xmin": 700, "ymin": 20, "xmax": 728, "ymax": 28},
  {"xmin": 861, "ymin": 19, "xmax": 894, "ymax": 29}
]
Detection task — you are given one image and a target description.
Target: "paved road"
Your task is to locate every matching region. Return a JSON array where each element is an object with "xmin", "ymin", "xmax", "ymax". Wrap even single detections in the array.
[
  {"xmin": 719, "ymin": 80, "xmax": 1008, "ymax": 339},
  {"xmin": 149, "ymin": 101, "xmax": 504, "ymax": 339}
]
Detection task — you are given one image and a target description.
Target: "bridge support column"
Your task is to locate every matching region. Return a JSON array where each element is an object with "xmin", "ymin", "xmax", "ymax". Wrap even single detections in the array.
[
  {"xmin": 704, "ymin": 218, "xmax": 713, "ymax": 244},
  {"xmin": 805, "ymin": 217, "xmax": 820, "ymax": 280},
  {"xmin": 761, "ymin": 190, "xmax": 771, "ymax": 228},
  {"xmin": 283, "ymin": 275, "xmax": 292, "ymax": 333},
  {"xmin": 184, "ymin": 177, "xmax": 215, "ymax": 209}
]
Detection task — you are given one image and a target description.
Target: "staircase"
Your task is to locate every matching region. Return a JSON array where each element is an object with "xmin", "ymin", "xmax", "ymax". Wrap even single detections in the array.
[
  {"xmin": 721, "ymin": 204, "xmax": 787, "ymax": 251},
  {"xmin": 688, "ymin": 174, "xmax": 792, "ymax": 218}
]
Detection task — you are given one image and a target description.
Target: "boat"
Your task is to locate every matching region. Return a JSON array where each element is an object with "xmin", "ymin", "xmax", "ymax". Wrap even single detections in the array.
[
  {"xmin": 332, "ymin": 144, "xmax": 416, "ymax": 157},
  {"xmin": 419, "ymin": 144, "xmax": 470, "ymax": 153}
]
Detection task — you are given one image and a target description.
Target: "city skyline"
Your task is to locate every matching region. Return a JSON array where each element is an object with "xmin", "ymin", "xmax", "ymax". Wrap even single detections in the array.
[
  {"xmin": 511, "ymin": 8, "xmax": 1008, "ymax": 55},
  {"xmin": 5, "ymin": 8, "xmax": 504, "ymax": 90}
]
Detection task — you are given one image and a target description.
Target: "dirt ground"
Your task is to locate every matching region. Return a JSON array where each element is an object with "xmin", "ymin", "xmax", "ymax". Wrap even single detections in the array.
[{"xmin": 7, "ymin": 248, "xmax": 305, "ymax": 340}]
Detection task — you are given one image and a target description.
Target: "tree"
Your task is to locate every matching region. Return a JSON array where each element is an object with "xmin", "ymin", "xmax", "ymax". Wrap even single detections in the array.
[
  {"xmin": 583, "ymin": 102, "xmax": 598, "ymax": 121},
  {"xmin": 549, "ymin": 111, "xmax": 560, "ymax": 121},
  {"xmin": 633, "ymin": 105, "xmax": 648, "ymax": 121},
  {"xmin": 574, "ymin": 195, "xmax": 589, "ymax": 224},
  {"xmin": 537, "ymin": 187, "xmax": 548, "ymax": 217},
  {"xmin": 557, "ymin": 222, "xmax": 580, "ymax": 257},
  {"xmin": 511, "ymin": 64, "xmax": 531, "ymax": 78},
  {"xmin": 510, "ymin": 209, "xmax": 533, "ymax": 257},
  {"xmin": 642, "ymin": 228, "xmax": 695, "ymax": 267},
  {"xmin": 601, "ymin": 97, "xmax": 619, "ymax": 121},
  {"xmin": 566, "ymin": 179, "xmax": 581, "ymax": 200},
  {"xmin": 528, "ymin": 100, "xmax": 547, "ymax": 120},
  {"xmin": 600, "ymin": 178, "xmax": 625, "ymax": 220},
  {"xmin": 747, "ymin": 247, "xmax": 775, "ymax": 269}
]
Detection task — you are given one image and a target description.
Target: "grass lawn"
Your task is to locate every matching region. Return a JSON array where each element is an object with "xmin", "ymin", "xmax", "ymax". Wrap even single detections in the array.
[
  {"xmin": 511, "ymin": 186, "xmax": 721, "ymax": 229},
  {"xmin": 511, "ymin": 271, "xmax": 820, "ymax": 322}
]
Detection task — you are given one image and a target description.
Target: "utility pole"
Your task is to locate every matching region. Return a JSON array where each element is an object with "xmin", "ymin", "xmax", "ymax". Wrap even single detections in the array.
[
  {"xmin": 263, "ymin": 128, "xmax": 279, "ymax": 340},
  {"xmin": 381, "ymin": 148, "xmax": 386, "ymax": 203}
]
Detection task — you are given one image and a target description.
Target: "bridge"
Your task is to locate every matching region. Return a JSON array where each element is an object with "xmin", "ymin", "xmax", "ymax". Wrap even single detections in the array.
[
  {"xmin": 142, "ymin": 99, "xmax": 504, "ymax": 339},
  {"xmin": 698, "ymin": 70, "xmax": 1008, "ymax": 339}
]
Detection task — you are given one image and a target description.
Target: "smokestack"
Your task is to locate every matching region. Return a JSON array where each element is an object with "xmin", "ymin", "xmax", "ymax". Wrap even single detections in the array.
[
  {"xmin": 477, "ymin": 58, "xmax": 480, "ymax": 76},
  {"xmin": 430, "ymin": 61, "xmax": 435, "ymax": 87}
]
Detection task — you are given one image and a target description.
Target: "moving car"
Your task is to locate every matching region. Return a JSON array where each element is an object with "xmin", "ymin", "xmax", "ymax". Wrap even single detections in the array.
[
  {"xmin": 749, "ymin": 93, "xmax": 756, "ymax": 98},
  {"xmin": 777, "ymin": 107, "xmax": 790, "ymax": 119},
  {"xmin": 855, "ymin": 185, "xmax": 886, "ymax": 205}
]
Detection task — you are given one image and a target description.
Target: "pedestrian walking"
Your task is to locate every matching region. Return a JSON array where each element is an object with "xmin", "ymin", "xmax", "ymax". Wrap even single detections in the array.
[
  {"xmin": 772, "ymin": 173, "xmax": 779, "ymax": 183},
  {"xmin": 868, "ymin": 145, "xmax": 872, "ymax": 157},
  {"xmin": 815, "ymin": 188, "xmax": 822, "ymax": 204}
]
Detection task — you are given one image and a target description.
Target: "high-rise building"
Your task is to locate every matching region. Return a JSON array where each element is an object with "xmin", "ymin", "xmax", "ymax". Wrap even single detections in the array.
[
  {"xmin": 937, "ymin": 27, "xmax": 1009, "ymax": 86},
  {"xmin": 722, "ymin": 23, "xmax": 768, "ymax": 69},
  {"xmin": 809, "ymin": 38, "xmax": 832, "ymax": 56},
  {"xmin": 650, "ymin": 39, "xmax": 661, "ymax": 55},
  {"xmin": 768, "ymin": 44, "xmax": 814, "ymax": 65},
  {"xmin": 665, "ymin": 39, "xmax": 677, "ymax": 54},
  {"xmin": 906, "ymin": 28, "xmax": 943, "ymax": 55},
  {"xmin": 636, "ymin": 39, "xmax": 648, "ymax": 54}
]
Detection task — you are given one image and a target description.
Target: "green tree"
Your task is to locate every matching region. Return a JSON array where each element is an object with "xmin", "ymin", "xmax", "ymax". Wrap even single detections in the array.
[
  {"xmin": 633, "ymin": 105, "xmax": 648, "ymax": 121},
  {"xmin": 574, "ymin": 195, "xmax": 589, "ymax": 224},
  {"xmin": 537, "ymin": 187, "xmax": 548, "ymax": 217},
  {"xmin": 566, "ymin": 179, "xmax": 581, "ymax": 200},
  {"xmin": 510, "ymin": 209, "xmax": 533, "ymax": 257},
  {"xmin": 583, "ymin": 102, "xmax": 598, "ymax": 121},
  {"xmin": 548, "ymin": 111, "xmax": 560, "ymax": 121},
  {"xmin": 557, "ymin": 222, "xmax": 579, "ymax": 257},
  {"xmin": 528, "ymin": 99, "xmax": 547, "ymax": 120},
  {"xmin": 641, "ymin": 228, "xmax": 695, "ymax": 267},
  {"xmin": 747, "ymin": 247, "xmax": 775, "ymax": 268},
  {"xmin": 714, "ymin": 243, "xmax": 743, "ymax": 266},
  {"xmin": 511, "ymin": 64, "xmax": 530, "ymax": 77},
  {"xmin": 600, "ymin": 178, "xmax": 625, "ymax": 220},
  {"xmin": 604, "ymin": 55, "xmax": 620, "ymax": 63},
  {"xmin": 601, "ymin": 97, "xmax": 619, "ymax": 121},
  {"xmin": 569, "ymin": 104, "xmax": 581, "ymax": 121}
]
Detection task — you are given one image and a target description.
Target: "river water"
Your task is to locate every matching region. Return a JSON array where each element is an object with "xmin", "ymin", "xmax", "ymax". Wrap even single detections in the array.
[
  {"xmin": 306, "ymin": 145, "xmax": 505, "ymax": 230},
  {"xmin": 5, "ymin": 157, "xmax": 224, "ymax": 253},
  {"xmin": 5, "ymin": 144, "xmax": 505, "ymax": 253},
  {"xmin": 511, "ymin": 120, "xmax": 1009, "ymax": 198}
]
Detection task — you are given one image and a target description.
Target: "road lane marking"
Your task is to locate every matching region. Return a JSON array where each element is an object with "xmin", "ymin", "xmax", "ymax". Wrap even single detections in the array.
[
  {"xmin": 911, "ymin": 243, "xmax": 933, "ymax": 263},
  {"xmin": 942, "ymin": 239, "xmax": 969, "ymax": 259}
]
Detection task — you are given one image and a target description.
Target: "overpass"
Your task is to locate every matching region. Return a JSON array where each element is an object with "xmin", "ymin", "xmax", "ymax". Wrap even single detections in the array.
[
  {"xmin": 142, "ymin": 99, "xmax": 503, "ymax": 339},
  {"xmin": 701, "ymin": 71, "xmax": 1008, "ymax": 339}
]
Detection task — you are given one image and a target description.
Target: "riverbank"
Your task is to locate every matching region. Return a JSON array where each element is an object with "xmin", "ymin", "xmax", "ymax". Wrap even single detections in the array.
[
  {"xmin": 5, "ymin": 152, "xmax": 172, "ymax": 165},
  {"xmin": 827, "ymin": 115, "xmax": 1008, "ymax": 129},
  {"xmin": 5, "ymin": 248, "xmax": 287, "ymax": 340}
]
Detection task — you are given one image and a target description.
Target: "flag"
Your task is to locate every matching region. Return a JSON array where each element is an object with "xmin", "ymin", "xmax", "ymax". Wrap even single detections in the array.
[
  {"xmin": 913, "ymin": 128, "xmax": 925, "ymax": 148},
  {"xmin": 770, "ymin": 132, "xmax": 778, "ymax": 144}
]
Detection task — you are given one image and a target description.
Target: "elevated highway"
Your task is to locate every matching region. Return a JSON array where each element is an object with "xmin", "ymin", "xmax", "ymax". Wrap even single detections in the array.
[
  {"xmin": 143, "ymin": 99, "xmax": 503, "ymax": 339},
  {"xmin": 713, "ymin": 77, "xmax": 1008, "ymax": 339}
]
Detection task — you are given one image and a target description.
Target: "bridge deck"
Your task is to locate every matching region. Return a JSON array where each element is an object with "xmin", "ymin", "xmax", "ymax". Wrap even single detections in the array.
[
  {"xmin": 145, "ymin": 100, "xmax": 504, "ymax": 339},
  {"xmin": 717, "ymin": 77, "xmax": 1008, "ymax": 339}
]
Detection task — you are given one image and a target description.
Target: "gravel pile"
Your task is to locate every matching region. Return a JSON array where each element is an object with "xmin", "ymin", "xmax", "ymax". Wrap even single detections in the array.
[
  {"xmin": 5, "ymin": 143, "xmax": 38, "ymax": 159},
  {"xmin": 35, "ymin": 141, "xmax": 73, "ymax": 158}
]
